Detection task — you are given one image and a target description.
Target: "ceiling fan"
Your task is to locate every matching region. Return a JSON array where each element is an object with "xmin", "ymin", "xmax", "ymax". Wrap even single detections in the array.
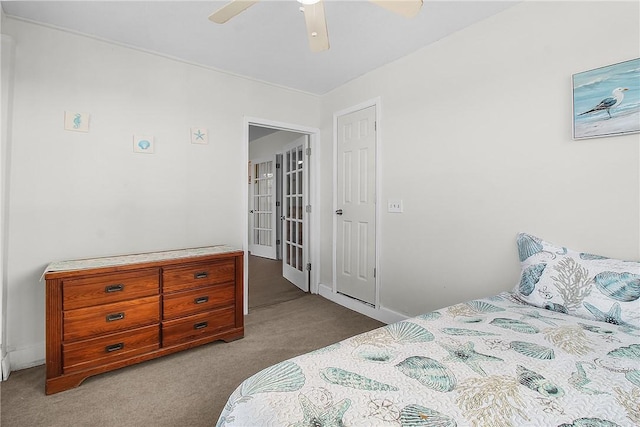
[{"xmin": 208, "ymin": 0, "xmax": 424, "ymax": 53}]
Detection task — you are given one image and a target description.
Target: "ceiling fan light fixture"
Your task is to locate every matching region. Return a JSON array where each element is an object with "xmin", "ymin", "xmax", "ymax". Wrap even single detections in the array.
[{"xmin": 210, "ymin": 0, "xmax": 422, "ymax": 53}]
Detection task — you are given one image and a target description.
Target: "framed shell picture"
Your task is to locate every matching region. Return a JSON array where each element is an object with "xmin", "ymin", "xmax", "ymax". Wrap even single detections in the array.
[
  {"xmin": 572, "ymin": 58, "xmax": 640, "ymax": 140},
  {"xmin": 133, "ymin": 134, "xmax": 155, "ymax": 154}
]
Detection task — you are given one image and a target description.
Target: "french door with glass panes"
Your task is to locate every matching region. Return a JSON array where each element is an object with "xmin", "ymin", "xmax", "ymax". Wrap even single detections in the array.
[
  {"xmin": 249, "ymin": 156, "xmax": 277, "ymax": 260},
  {"xmin": 282, "ymin": 136, "xmax": 309, "ymax": 292}
]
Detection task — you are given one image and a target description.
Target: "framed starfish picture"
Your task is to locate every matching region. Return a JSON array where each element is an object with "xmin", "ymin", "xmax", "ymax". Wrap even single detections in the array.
[
  {"xmin": 572, "ymin": 58, "xmax": 640, "ymax": 140},
  {"xmin": 190, "ymin": 128, "xmax": 209, "ymax": 144}
]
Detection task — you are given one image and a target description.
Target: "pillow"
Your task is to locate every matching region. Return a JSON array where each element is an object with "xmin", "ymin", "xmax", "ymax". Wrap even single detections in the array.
[{"xmin": 513, "ymin": 233, "xmax": 640, "ymax": 328}]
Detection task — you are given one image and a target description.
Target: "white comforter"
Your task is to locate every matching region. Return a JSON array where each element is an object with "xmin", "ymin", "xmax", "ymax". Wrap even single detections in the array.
[{"xmin": 217, "ymin": 292, "xmax": 640, "ymax": 427}]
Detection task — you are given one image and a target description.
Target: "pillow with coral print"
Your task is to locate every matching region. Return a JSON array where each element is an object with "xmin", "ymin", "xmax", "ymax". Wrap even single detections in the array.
[{"xmin": 513, "ymin": 233, "xmax": 640, "ymax": 329}]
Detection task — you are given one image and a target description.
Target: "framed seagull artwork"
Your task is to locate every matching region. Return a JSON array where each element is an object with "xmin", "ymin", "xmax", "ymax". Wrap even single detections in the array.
[{"xmin": 572, "ymin": 58, "xmax": 639, "ymax": 140}]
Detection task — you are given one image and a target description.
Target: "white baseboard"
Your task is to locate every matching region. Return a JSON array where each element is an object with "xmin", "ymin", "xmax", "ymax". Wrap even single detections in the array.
[
  {"xmin": 318, "ymin": 283, "xmax": 408, "ymax": 325},
  {"xmin": 7, "ymin": 342, "xmax": 44, "ymax": 373},
  {"xmin": 1, "ymin": 351, "xmax": 10, "ymax": 380}
]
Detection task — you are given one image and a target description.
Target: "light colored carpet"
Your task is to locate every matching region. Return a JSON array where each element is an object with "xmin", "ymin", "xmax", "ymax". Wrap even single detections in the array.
[{"xmin": 0, "ymin": 295, "xmax": 384, "ymax": 426}]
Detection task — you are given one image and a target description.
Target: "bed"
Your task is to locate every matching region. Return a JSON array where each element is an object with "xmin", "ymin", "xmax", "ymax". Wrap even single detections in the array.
[{"xmin": 217, "ymin": 233, "xmax": 640, "ymax": 427}]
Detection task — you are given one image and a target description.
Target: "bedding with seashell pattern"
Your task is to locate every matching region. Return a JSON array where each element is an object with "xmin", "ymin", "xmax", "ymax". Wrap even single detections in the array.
[{"xmin": 217, "ymin": 292, "xmax": 639, "ymax": 427}]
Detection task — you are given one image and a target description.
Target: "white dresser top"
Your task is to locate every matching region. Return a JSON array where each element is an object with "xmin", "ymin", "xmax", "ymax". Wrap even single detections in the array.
[{"xmin": 44, "ymin": 245, "xmax": 241, "ymax": 274}]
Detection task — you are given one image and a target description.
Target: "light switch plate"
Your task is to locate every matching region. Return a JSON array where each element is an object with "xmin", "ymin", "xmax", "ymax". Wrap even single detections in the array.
[{"xmin": 388, "ymin": 200, "xmax": 403, "ymax": 213}]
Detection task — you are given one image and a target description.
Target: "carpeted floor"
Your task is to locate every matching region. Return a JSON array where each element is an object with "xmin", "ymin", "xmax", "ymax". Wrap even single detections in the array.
[
  {"xmin": 248, "ymin": 254, "xmax": 306, "ymax": 309},
  {"xmin": 0, "ymin": 259, "xmax": 384, "ymax": 427}
]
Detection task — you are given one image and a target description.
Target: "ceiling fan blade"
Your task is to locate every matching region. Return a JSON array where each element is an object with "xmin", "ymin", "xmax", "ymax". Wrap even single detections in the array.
[
  {"xmin": 302, "ymin": 0, "xmax": 330, "ymax": 53},
  {"xmin": 208, "ymin": 0, "xmax": 259, "ymax": 24},
  {"xmin": 369, "ymin": 0, "xmax": 423, "ymax": 18}
]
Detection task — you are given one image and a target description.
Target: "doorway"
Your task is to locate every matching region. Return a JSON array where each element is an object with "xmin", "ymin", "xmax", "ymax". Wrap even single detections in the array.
[{"xmin": 243, "ymin": 118, "xmax": 320, "ymax": 313}]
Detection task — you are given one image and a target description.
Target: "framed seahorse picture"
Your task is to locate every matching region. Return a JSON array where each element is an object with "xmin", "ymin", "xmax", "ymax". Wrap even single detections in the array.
[
  {"xmin": 572, "ymin": 58, "xmax": 640, "ymax": 140},
  {"xmin": 63, "ymin": 111, "xmax": 90, "ymax": 132}
]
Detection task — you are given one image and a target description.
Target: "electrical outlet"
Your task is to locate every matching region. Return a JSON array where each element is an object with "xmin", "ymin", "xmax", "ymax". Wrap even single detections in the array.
[{"xmin": 388, "ymin": 200, "xmax": 403, "ymax": 213}]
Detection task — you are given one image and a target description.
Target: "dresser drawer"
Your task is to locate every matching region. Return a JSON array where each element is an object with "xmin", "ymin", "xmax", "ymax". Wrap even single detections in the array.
[
  {"xmin": 63, "ymin": 324, "xmax": 160, "ymax": 374},
  {"xmin": 63, "ymin": 295, "xmax": 160, "ymax": 342},
  {"xmin": 63, "ymin": 269, "xmax": 160, "ymax": 310},
  {"xmin": 162, "ymin": 259, "xmax": 235, "ymax": 293},
  {"xmin": 163, "ymin": 284, "xmax": 235, "ymax": 320},
  {"xmin": 162, "ymin": 307, "xmax": 236, "ymax": 347}
]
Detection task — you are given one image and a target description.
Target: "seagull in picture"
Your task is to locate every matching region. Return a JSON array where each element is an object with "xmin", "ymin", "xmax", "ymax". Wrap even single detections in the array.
[{"xmin": 579, "ymin": 87, "xmax": 629, "ymax": 119}]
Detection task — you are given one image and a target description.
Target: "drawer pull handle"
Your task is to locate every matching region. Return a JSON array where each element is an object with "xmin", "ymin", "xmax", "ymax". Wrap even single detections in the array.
[
  {"xmin": 105, "ymin": 343, "xmax": 124, "ymax": 353},
  {"xmin": 105, "ymin": 284, "xmax": 124, "ymax": 293},
  {"xmin": 106, "ymin": 312, "xmax": 125, "ymax": 322},
  {"xmin": 194, "ymin": 272, "xmax": 208, "ymax": 279},
  {"xmin": 194, "ymin": 322, "xmax": 208, "ymax": 330},
  {"xmin": 194, "ymin": 296, "xmax": 209, "ymax": 304}
]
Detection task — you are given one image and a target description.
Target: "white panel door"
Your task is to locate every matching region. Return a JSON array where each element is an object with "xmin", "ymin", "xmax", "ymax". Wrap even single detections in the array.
[
  {"xmin": 249, "ymin": 156, "xmax": 277, "ymax": 260},
  {"xmin": 336, "ymin": 106, "xmax": 376, "ymax": 305},
  {"xmin": 282, "ymin": 136, "xmax": 309, "ymax": 292}
]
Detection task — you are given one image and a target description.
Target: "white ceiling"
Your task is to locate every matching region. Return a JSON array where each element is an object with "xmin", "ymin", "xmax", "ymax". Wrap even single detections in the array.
[{"xmin": 1, "ymin": 1, "xmax": 516, "ymax": 95}]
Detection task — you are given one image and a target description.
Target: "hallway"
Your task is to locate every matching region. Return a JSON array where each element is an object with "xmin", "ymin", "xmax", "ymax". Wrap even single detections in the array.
[{"xmin": 247, "ymin": 254, "xmax": 306, "ymax": 310}]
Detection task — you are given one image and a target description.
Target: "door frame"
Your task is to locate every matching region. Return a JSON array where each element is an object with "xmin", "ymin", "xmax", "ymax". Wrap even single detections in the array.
[
  {"xmin": 1, "ymin": 35, "xmax": 15, "ymax": 380},
  {"xmin": 242, "ymin": 117, "xmax": 321, "ymax": 314},
  {"xmin": 332, "ymin": 98, "xmax": 382, "ymax": 309}
]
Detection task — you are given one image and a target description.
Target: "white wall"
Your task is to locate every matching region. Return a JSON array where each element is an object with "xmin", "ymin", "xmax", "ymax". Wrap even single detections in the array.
[
  {"xmin": 320, "ymin": 1, "xmax": 640, "ymax": 317},
  {"xmin": 1, "ymin": 17, "xmax": 321, "ymax": 370},
  {"xmin": 249, "ymin": 130, "xmax": 302, "ymax": 159},
  {"xmin": 1, "ymin": 33, "xmax": 16, "ymax": 379}
]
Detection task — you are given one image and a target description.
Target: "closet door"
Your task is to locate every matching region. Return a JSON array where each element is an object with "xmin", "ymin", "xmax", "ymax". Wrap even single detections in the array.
[{"xmin": 336, "ymin": 106, "xmax": 376, "ymax": 305}]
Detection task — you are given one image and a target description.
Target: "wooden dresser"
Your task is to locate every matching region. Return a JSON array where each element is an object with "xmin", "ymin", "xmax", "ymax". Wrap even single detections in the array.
[{"xmin": 44, "ymin": 246, "xmax": 244, "ymax": 395}]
